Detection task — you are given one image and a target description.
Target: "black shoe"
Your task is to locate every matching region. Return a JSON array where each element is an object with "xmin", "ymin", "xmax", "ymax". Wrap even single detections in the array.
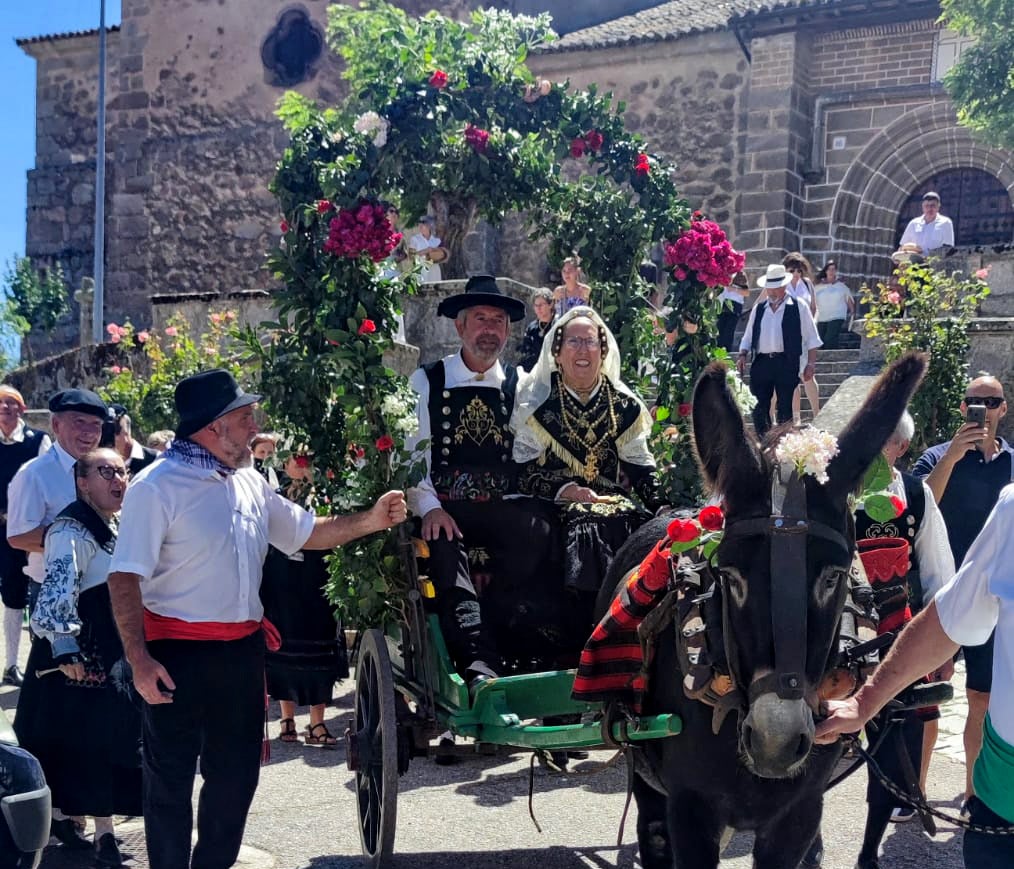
[
  {"xmin": 800, "ymin": 833, "xmax": 824, "ymax": 868},
  {"xmin": 50, "ymin": 818, "xmax": 92, "ymax": 850},
  {"xmin": 546, "ymin": 750, "xmax": 569, "ymax": 770},
  {"xmin": 95, "ymin": 832, "xmax": 124, "ymax": 866},
  {"xmin": 433, "ymin": 731, "xmax": 458, "ymax": 767},
  {"xmin": 2, "ymin": 665, "xmax": 23, "ymax": 686},
  {"xmin": 890, "ymin": 806, "xmax": 917, "ymax": 823}
]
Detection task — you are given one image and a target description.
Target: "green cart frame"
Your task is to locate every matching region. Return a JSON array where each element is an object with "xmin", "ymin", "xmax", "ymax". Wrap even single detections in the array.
[{"xmin": 344, "ymin": 529, "xmax": 683, "ymax": 867}]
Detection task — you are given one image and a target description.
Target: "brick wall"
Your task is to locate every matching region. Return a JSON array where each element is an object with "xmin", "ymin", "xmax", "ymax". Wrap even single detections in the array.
[{"xmin": 811, "ymin": 21, "xmax": 938, "ymax": 91}]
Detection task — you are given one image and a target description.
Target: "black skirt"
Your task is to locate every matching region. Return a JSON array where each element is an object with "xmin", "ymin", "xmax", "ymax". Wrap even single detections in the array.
[
  {"xmin": 260, "ymin": 548, "xmax": 349, "ymax": 706},
  {"xmin": 14, "ymin": 583, "xmax": 142, "ymax": 817}
]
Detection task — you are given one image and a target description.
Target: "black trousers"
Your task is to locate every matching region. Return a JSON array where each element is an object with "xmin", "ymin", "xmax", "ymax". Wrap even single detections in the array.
[
  {"xmin": 749, "ymin": 354, "xmax": 799, "ymax": 437},
  {"xmin": 427, "ymin": 499, "xmax": 557, "ymax": 675},
  {"xmin": 142, "ymin": 633, "xmax": 264, "ymax": 869},
  {"xmin": 860, "ymin": 710, "xmax": 924, "ymax": 861},
  {"xmin": 716, "ymin": 301, "xmax": 743, "ymax": 352}
]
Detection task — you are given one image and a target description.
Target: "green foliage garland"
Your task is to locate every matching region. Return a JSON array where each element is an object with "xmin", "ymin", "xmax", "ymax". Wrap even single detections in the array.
[{"xmin": 258, "ymin": 2, "xmax": 739, "ymax": 626}]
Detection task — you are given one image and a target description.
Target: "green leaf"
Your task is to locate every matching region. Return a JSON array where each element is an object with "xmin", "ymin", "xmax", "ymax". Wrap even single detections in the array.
[
  {"xmin": 861, "ymin": 453, "xmax": 893, "ymax": 495},
  {"xmin": 863, "ymin": 493, "xmax": 898, "ymax": 524}
]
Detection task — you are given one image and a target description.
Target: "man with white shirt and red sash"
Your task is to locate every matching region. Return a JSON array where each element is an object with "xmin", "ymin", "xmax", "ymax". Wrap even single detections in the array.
[
  {"xmin": 107, "ymin": 370, "xmax": 407, "ymax": 869},
  {"xmin": 818, "ymin": 484, "xmax": 1014, "ymax": 867}
]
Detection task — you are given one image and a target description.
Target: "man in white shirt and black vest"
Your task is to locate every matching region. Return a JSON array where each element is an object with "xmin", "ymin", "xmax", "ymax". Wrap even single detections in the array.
[
  {"xmin": 405, "ymin": 276, "xmax": 558, "ymax": 693},
  {"xmin": 737, "ymin": 263, "xmax": 821, "ymax": 437}
]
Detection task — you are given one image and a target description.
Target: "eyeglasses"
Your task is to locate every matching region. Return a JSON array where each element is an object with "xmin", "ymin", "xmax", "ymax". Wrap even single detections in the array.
[
  {"xmin": 562, "ymin": 337, "xmax": 600, "ymax": 351},
  {"xmin": 965, "ymin": 396, "xmax": 1004, "ymax": 409},
  {"xmin": 94, "ymin": 465, "xmax": 129, "ymax": 481}
]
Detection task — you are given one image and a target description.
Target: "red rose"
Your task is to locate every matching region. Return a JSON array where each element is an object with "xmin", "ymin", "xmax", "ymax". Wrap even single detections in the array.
[
  {"xmin": 354, "ymin": 446, "xmax": 366, "ymax": 459},
  {"xmin": 375, "ymin": 434, "xmax": 395, "ymax": 452},
  {"xmin": 316, "ymin": 199, "xmax": 332, "ymax": 214},
  {"xmin": 570, "ymin": 138, "xmax": 586, "ymax": 158},
  {"xmin": 698, "ymin": 505, "xmax": 725, "ymax": 531},
  {"xmin": 584, "ymin": 129, "xmax": 604, "ymax": 151},
  {"xmin": 692, "ymin": 210, "xmax": 703, "ymax": 220},
  {"xmin": 429, "ymin": 69, "xmax": 448, "ymax": 89},
  {"xmin": 667, "ymin": 518, "xmax": 700, "ymax": 544},
  {"xmin": 464, "ymin": 124, "xmax": 490, "ymax": 154},
  {"xmin": 294, "ymin": 455, "xmax": 311, "ymax": 469},
  {"xmin": 357, "ymin": 319, "xmax": 377, "ymax": 335},
  {"xmin": 279, "ymin": 219, "xmax": 290, "ymax": 233},
  {"xmin": 325, "ymin": 468, "xmax": 335, "ymax": 480},
  {"xmin": 890, "ymin": 495, "xmax": 905, "ymax": 517},
  {"xmin": 678, "ymin": 403, "xmax": 692, "ymax": 418},
  {"xmin": 634, "ymin": 153, "xmax": 650, "ymax": 176}
]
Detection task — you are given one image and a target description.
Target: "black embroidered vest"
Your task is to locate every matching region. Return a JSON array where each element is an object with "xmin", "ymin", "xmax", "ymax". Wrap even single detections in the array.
[
  {"xmin": 424, "ymin": 360, "xmax": 519, "ymax": 502},
  {"xmin": 0, "ymin": 427, "xmax": 47, "ymax": 513},
  {"xmin": 855, "ymin": 472, "xmax": 926, "ymax": 612},
  {"xmin": 751, "ymin": 298, "xmax": 802, "ymax": 360}
]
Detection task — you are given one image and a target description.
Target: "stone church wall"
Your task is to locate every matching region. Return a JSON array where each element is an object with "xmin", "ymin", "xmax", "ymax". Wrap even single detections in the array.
[{"xmin": 500, "ymin": 31, "xmax": 749, "ymax": 287}]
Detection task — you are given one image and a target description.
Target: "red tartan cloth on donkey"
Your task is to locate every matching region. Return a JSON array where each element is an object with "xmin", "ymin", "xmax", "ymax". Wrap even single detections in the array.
[{"xmin": 571, "ymin": 538, "xmax": 673, "ymax": 712}]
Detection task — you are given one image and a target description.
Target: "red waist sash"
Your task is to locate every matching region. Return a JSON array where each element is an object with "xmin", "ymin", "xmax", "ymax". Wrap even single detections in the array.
[{"xmin": 143, "ymin": 609, "xmax": 281, "ymax": 651}]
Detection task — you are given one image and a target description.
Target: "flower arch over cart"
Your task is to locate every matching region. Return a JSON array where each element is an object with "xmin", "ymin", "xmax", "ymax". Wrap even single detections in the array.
[{"xmin": 249, "ymin": 1, "xmax": 744, "ymax": 627}]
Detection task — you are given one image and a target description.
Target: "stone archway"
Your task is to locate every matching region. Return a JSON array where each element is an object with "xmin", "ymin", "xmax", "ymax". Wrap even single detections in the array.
[{"xmin": 829, "ymin": 101, "xmax": 1014, "ymax": 283}]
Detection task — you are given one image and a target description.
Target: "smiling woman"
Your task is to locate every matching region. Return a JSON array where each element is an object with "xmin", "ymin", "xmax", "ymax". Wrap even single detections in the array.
[
  {"xmin": 13, "ymin": 446, "xmax": 141, "ymax": 864},
  {"xmin": 510, "ymin": 306, "xmax": 662, "ymax": 655}
]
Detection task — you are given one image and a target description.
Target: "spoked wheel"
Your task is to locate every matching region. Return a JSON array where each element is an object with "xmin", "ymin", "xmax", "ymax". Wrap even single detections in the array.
[{"xmin": 351, "ymin": 628, "xmax": 399, "ymax": 868}]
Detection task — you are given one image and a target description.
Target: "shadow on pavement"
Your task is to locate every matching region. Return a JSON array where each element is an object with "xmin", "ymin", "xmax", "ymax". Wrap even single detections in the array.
[{"xmin": 295, "ymin": 844, "xmax": 640, "ymax": 869}]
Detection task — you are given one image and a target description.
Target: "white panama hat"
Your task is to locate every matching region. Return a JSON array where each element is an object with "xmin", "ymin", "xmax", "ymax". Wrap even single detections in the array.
[{"xmin": 756, "ymin": 263, "xmax": 792, "ymax": 289}]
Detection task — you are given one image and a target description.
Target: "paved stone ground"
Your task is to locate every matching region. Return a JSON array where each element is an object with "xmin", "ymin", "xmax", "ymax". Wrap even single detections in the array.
[{"xmin": 0, "ymin": 626, "xmax": 974, "ymax": 868}]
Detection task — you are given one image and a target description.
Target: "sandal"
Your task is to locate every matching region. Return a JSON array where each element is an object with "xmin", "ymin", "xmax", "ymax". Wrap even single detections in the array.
[
  {"xmin": 278, "ymin": 718, "xmax": 298, "ymax": 743},
  {"xmin": 304, "ymin": 722, "xmax": 338, "ymax": 748}
]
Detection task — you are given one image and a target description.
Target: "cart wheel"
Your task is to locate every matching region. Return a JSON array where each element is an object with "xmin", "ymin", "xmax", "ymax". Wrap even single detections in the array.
[{"xmin": 353, "ymin": 628, "xmax": 399, "ymax": 868}]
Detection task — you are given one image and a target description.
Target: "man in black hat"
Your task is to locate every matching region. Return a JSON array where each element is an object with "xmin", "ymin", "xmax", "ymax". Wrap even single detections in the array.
[
  {"xmin": 106, "ymin": 369, "xmax": 407, "ymax": 869},
  {"xmin": 405, "ymin": 276, "xmax": 557, "ymax": 691}
]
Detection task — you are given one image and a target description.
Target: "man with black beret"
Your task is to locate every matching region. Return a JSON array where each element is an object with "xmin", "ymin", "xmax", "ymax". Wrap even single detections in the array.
[
  {"xmin": 405, "ymin": 276, "xmax": 558, "ymax": 695},
  {"xmin": 106, "ymin": 369, "xmax": 407, "ymax": 869},
  {"xmin": 8, "ymin": 388, "xmax": 107, "ymax": 623}
]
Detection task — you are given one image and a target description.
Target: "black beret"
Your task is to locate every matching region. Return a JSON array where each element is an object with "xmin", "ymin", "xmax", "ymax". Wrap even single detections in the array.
[{"xmin": 48, "ymin": 388, "xmax": 108, "ymax": 420}]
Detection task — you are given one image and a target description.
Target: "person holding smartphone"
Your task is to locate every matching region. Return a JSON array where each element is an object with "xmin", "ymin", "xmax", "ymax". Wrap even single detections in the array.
[{"xmin": 912, "ymin": 375, "xmax": 1012, "ymax": 810}]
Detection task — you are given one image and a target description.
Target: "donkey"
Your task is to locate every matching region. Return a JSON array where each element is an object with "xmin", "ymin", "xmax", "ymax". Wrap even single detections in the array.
[{"xmin": 598, "ymin": 352, "xmax": 927, "ymax": 869}]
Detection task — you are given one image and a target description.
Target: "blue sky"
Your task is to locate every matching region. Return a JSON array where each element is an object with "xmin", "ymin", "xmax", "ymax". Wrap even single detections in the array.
[{"xmin": 1, "ymin": 2, "xmax": 122, "ymax": 274}]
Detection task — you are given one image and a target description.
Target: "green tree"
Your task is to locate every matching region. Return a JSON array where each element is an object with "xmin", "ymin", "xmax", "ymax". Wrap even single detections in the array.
[
  {"xmin": 1, "ymin": 256, "xmax": 69, "ymax": 363},
  {"xmin": 940, "ymin": 0, "xmax": 1014, "ymax": 148}
]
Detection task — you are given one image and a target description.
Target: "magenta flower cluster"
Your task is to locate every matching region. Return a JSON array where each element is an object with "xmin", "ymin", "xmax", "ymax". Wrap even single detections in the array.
[
  {"xmin": 663, "ymin": 215, "xmax": 745, "ymax": 289},
  {"xmin": 323, "ymin": 200, "xmax": 403, "ymax": 262}
]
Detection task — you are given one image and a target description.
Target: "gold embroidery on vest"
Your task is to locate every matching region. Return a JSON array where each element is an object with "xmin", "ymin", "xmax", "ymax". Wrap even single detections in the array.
[{"xmin": 454, "ymin": 397, "xmax": 503, "ymax": 447}]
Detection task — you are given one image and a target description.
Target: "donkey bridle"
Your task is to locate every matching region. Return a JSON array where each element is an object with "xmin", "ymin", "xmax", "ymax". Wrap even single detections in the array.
[{"xmin": 718, "ymin": 472, "xmax": 853, "ymax": 705}]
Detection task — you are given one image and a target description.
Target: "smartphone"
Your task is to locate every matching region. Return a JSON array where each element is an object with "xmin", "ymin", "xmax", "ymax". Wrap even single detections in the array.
[{"xmin": 966, "ymin": 404, "xmax": 987, "ymax": 427}]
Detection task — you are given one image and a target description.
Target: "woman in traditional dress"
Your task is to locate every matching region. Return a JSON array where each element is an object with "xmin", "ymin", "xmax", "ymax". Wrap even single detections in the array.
[
  {"xmin": 261, "ymin": 454, "xmax": 348, "ymax": 748},
  {"xmin": 15, "ymin": 448, "xmax": 140, "ymax": 866},
  {"xmin": 511, "ymin": 306, "xmax": 661, "ymax": 647}
]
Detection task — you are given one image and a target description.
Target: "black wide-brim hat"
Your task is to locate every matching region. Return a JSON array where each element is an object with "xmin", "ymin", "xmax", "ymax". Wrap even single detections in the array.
[
  {"xmin": 175, "ymin": 369, "xmax": 262, "ymax": 439},
  {"xmin": 436, "ymin": 274, "xmax": 526, "ymax": 322}
]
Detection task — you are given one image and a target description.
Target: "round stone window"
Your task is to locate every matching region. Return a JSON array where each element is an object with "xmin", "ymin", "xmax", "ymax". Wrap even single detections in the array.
[{"xmin": 261, "ymin": 7, "xmax": 325, "ymax": 88}]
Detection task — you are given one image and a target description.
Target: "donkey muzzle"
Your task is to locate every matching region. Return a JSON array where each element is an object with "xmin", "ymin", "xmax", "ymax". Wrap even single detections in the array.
[{"xmin": 741, "ymin": 691, "xmax": 815, "ymax": 779}]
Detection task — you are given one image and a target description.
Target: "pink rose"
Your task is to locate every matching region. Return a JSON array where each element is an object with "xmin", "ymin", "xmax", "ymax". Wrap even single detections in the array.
[
  {"xmin": 975, "ymin": 267, "xmax": 990, "ymax": 280},
  {"xmin": 886, "ymin": 291, "xmax": 902, "ymax": 306},
  {"xmin": 164, "ymin": 326, "xmax": 178, "ymax": 337},
  {"xmin": 110, "ymin": 365, "xmax": 122, "ymax": 375},
  {"xmin": 136, "ymin": 330, "xmax": 149, "ymax": 343}
]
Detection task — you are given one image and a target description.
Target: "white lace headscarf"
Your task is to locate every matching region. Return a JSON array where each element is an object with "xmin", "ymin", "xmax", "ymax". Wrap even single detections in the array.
[{"xmin": 512, "ymin": 306, "xmax": 653, "ymax": 461}]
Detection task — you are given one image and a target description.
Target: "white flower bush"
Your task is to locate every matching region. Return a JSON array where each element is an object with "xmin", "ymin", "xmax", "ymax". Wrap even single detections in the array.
[
  {"xmin": 353, "ymin": 111, "xmax": 389, "ymax": 148},
  {"xmin": 774, "ymin": 427, "xmax": 839, "ymax": 485}
]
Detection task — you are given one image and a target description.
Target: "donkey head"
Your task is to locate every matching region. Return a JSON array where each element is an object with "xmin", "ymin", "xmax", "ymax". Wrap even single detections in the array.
[{"xmin": 692, "ymin": 353, "xmax": 927, "ymax": 778}]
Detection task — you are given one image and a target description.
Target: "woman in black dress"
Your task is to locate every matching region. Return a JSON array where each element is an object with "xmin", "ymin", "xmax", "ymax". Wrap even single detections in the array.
[
  {"xmin": 260, "ymin": 454, "xmax": 348, "ymax": 747},
  {"xmin": 15, "ymin": 448, "xmax": 140, "ymax": 865}
]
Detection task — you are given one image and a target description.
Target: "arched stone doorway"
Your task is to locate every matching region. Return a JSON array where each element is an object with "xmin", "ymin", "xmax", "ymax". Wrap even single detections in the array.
[
  {"xmin": 895, "ymin": 168, "xmax": 1014, "ymax": 248},
  {"xmin": 829, "ymin": 102, "xmax": 1014, "ymax": 283}
]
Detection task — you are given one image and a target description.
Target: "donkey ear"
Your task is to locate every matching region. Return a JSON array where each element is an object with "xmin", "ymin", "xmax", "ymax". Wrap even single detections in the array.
[
  {"xmin": 825, "ymin": 351, "xmax": 928, "ymax": 501},
  {"xmin": 692, "ymin": 361, "xmax": 766, "ymax": 510}
]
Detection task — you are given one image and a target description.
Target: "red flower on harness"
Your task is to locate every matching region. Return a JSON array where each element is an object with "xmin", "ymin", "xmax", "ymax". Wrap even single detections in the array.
[
  {"xmin": 667, "ymin": 518, "xmax": 699, "ymax": 543},
  {"xmin": 698, "ymin": 505, "xmax": 725, "ymax": 531}
]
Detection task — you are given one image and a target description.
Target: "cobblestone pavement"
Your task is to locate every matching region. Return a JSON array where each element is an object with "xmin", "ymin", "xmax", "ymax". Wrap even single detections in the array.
[{"xmin": 1, "ymin": 627, "xmax": 976, "ymax": 869}]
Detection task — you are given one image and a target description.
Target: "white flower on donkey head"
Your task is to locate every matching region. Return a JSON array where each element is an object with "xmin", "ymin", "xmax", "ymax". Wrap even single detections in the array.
[
  {"xmin": 353, "ymin": 111, "xmax": 389, "ymax": 148},
  {"xmin": 774, "ymin": 427, "xmax": 839, "ymax": 485}
]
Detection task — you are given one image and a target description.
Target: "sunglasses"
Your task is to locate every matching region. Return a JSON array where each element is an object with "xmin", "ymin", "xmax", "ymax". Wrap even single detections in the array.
[
  {"xmin": 965, "ymin": 396, "xmax": 1004, "ymax": 409},
  {"xmin": 94, "ymin": 465, "xmax": 129, "ymax": 481}
]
